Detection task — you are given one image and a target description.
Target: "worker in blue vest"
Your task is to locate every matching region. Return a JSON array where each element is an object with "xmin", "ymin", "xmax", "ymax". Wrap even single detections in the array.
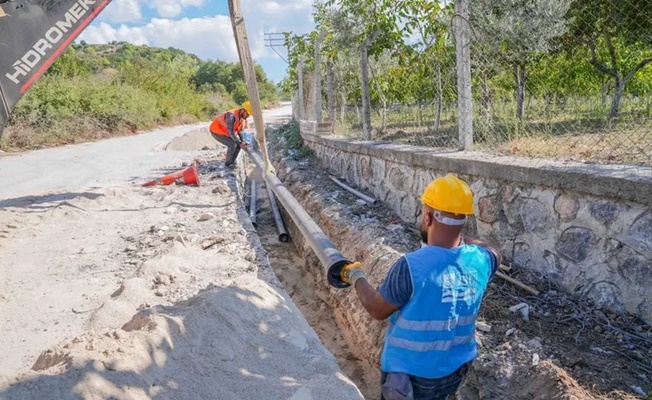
[{"xmin": 342, "ymin": 174, "xmax": 502, "ymax": 400}]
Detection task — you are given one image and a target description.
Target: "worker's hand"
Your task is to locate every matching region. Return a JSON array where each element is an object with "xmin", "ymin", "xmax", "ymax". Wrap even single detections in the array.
[
  {"xmin": 239, "ymin": 142, "xmax": 250, "ymax": 149},
  {"xmin": 341, "ymin": 262, "xmax": 366, "ymax": 286}
]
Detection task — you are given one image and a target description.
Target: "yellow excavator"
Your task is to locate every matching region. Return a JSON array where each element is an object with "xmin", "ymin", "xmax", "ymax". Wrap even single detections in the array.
[{"xmin": 0, "ymin": 0, "xmax": 112, "ymax": 138}]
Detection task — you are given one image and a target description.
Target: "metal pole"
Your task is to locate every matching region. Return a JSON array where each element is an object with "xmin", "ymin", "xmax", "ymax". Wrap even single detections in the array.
[
  {"xmin": 246, "ymin": 148, "xmax": 351, "ymax": 288},
  {"xmin": 249, "ymin": 180, "xmax": 258, "ymax": 228},
  {"xmin": 266, "ymin": 184, "xmax": 290, "ymax": 242},
  {"xmin": 329, "ymin": 176, "xmax": 378, "ymax": 206}
]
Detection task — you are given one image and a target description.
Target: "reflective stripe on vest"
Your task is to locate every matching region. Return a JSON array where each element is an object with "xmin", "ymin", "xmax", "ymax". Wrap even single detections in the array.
[
  {"xmin": 386, "ymin": 332, "xmax": 475, "ymax": 352},
  {"xmin": 380, "ymin": 244, "xmax": 493, "ymax": 379},
  {"xmin": 210, "ymin": 109, "xmax": 245, "ymax": 136}
]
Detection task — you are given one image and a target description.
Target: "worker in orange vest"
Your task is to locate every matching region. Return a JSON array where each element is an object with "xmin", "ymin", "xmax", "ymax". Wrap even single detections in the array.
[{"xmin": 210, "ymin": 101, "xmax": 252, "ymax": 168}]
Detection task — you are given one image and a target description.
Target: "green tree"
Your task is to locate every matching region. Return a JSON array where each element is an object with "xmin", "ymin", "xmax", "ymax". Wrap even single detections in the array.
[{"xmin": 566, "ymin": 0, "xmax": 652, "ymax": 118}]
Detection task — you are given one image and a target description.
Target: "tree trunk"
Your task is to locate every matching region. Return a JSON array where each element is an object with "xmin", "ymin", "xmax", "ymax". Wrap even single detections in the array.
[
  {"xmin": 327, "ymin": 61, "xmax": 335, "ymax": 127},
  {"xmin": 610, "ymin": 76, "xmax": 625, "ymax": 119},
  {"xmin": 359, "ymin": 43, "xmax": 372, "ymax": 140},
  {"xmin": 513, "ymin": 63, "xmax": 527, "ymax": 121}
]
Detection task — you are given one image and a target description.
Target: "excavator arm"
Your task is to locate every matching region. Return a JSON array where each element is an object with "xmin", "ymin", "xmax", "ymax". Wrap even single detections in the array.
[{"xmin": 0, "ymin": 0, "xmax": 112, "ymax": 138}]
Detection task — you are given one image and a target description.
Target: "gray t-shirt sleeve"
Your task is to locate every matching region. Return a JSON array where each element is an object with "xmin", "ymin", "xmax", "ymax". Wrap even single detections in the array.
[{"xmin": 379, "ymin": 257, "xmax": 413, "ymax": 308}]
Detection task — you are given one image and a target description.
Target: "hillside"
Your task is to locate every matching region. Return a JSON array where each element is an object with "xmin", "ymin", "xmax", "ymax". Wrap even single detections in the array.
[{"xmin": 0, "ymin": 42, "xmax": 279, "ymax": 151}]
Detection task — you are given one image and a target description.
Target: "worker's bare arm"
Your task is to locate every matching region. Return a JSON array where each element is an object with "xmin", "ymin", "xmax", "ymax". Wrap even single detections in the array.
[{"xmin": 353, "ymin": 279, "xmax": 399, "ymax": 321}]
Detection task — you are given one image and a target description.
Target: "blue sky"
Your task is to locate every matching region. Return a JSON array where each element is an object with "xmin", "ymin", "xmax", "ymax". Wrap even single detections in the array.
[{"xmin": 79, "ymin": 0, "xmax": 316, "ymax": 83}]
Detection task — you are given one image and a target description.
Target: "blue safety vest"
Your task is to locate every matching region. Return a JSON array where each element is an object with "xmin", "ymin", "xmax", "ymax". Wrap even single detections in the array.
[{"xmin": 380, "ymin": 244, "xmax": 493, "ymax": 378}]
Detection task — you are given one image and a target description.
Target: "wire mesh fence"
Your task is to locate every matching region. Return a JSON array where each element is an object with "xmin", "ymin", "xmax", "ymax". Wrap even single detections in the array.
[{"xmin": 297, "ymin": 0, "xmax": 652, "ymax": 169}]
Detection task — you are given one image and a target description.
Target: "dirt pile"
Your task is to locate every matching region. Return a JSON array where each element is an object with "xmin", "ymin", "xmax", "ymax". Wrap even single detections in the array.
[
  {"xmin": 0, "ymin": 151, "xmax": 364, "ymax": 399},
  {"xmin": 266, "ymin": 130, "xmax": 650, "ymax": 400},
  {"xmin": 157, "ymin": 128, "xmax": 218, "ymax": 152}
]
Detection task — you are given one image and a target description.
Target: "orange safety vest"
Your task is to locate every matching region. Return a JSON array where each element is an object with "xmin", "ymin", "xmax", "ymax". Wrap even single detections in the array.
[{"xmin": 210, "ymin": 108, "xmax": 247, "ymax": 137}]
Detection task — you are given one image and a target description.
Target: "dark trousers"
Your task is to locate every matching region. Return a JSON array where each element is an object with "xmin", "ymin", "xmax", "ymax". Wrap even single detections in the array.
[
  {"xmin": 380, "ymin": 362, "xmax": 470, "ymax": 400},
  {"xmin": 211, "ymin": 133, "xmax": 240, "ymax": 165}
]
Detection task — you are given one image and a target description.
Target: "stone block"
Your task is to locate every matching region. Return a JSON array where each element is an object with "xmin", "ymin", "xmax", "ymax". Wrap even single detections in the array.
[
  {"xmin": 556, "ymin": 227, "xmax": 598, "ymax": 262},
  {"xmin": 589, "ymin": 200, "xmax": 619, "ymax": 226},
  {"xmin": 520, "ymin": 198, "xmax": 553, "ymax": 234},
  {"xmin": 478, "ymin": 195, "xmax": 500, "ymax": 224},
  {"xmin": 554, "ymin": 194, "xmax": 580, "ymax": 223},
  {"xmin": 628, "ymin": 211, "xmax": 652, "ymax": 254}
]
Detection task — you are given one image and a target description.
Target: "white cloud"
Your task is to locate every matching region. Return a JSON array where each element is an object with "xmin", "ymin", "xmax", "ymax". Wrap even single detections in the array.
[
  {"xmin": 147, "ymin": 0, "xmax": 205, "ymax": 18},
  {"xmin": 80, "ymin": 0, "xmax": 315, "ymax": 80},
  {"xmin": 98, "ymin": 0, "xmax": 143, "ymax": 23},
  {"xmin": 80, "ymin": 16, "xmax": 238, "ymax": 61}
]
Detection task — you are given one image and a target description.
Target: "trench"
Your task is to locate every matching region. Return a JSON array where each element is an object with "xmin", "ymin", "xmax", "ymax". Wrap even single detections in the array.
[
  {"xmin": 241, "ymin": 126, "xmax": 650, "ymax": 400},
  {"xmin": 250, "ymin": 178, "xmax": 377, "ymax": 399}
]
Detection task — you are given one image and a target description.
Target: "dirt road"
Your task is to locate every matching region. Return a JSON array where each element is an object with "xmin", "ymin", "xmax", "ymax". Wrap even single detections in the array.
[{"xmin": 0, "ymin": 105, "xmax": 364, "ymax": 400}]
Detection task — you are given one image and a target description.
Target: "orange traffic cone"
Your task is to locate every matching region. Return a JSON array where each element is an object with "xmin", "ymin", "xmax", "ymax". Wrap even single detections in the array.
[{"xmin": 142, "ymin": 163, "xmax": 201, "ymax": 187}]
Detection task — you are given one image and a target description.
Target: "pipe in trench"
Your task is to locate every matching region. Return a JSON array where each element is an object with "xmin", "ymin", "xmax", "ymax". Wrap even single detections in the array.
[
  {"xmin": 249, "ymin": 180, "xmax": 258, "ymax": 229},
  {"xmin": 245, "ymin": 148, "xmax": 351, "ymax": 288},
  {"xmin": 266, "ymin": 183, "xmax": 290, "ymax": 242},
  {"xmin": 329, "ymin": 175, "xmax": 378, "ymax": 206}
]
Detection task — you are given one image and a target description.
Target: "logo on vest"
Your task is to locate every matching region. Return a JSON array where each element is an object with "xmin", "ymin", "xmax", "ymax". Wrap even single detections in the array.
[{"xmin": 441, "ymin": 270, "xmax": 478, "ymax": 305}]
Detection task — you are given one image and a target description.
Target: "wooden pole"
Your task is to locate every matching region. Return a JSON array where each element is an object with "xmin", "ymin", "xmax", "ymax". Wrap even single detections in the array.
[{"xmin": 228, "ymin": 0, "xmax": 274, "ymax": 173}]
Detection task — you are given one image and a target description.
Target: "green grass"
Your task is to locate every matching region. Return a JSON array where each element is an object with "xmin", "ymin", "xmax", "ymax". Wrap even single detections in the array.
[
  {"xmin": 333, "ymin": 96, "xmax": 652, "ymax": 166},
  {"xmin": 1, "ymin": 73, "xmax": 233, "ymax": 151},
  {"xmin": 275, "ymin": 121, "xmax": 316, "ymax": 161}
]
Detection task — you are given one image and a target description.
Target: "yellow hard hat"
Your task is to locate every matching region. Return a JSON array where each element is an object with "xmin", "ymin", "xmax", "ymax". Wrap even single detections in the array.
[
  {"xmin": 241, "ymin": 101, "xmax": 252, "ymax": 115},
  {"xmin": 421, "ymin": 174, "xmax": 474, "ymax": 215}
]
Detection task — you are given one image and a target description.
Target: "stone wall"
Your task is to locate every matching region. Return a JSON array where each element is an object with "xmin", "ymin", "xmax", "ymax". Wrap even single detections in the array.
[{"xmin": 299, "ymin": 125, "xmax": 652, "ymax": 323}]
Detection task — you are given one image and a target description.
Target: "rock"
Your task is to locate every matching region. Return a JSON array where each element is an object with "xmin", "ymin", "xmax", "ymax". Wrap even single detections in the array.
[
  {"xmin": 476, "ymin": 321, "xmax": 492, "ymax": 333},
  {"xmin": 520, "ymin": 198, "xmax": 552, "ymax": 233},
  {"xmin": 629, "ymin": 211, "xmax": 652, "ymax": 253},
  {"xmin": 387, "ymin": 224, "xmax": 403, "ymax": 232},
  {"xmin": 556, "ymin": 227, "xmax": 597, "ymax": 262},
  {"xmin": 554, "ymin": 194, "xmax": 579, "ymax": 223},
  {"xmin": 505, "ymin": 328, "xmax": 516, "ymax": 337},
  {"xmin": 164, "ymin": 208, "xmax": 176, "ymax": 215},
  {"xmin": 532, "ymin": 353, "xmax": 540, "ymax": 366},
  {"xmin": 589, "ymin": 200, "xmax": 619, "ymax": 226},
  {"xmin": 478, "ymin": 196, "xmax": 499, "ymax": 223},
  {"xmin": 174, "ymin": 235, "xmax": 186, "ymax": 246},
  {"xmin": 7, "ymin": 224, "xmax": 18, "ymax": 229},
  {"xmin": 154, "ymin": 289, "xmax": 165, "ymax": 297},
  {"xmin": 124, "ymin": 245, "xmax": 137, "ymax": 253},
  {"xmin": 630, "ymin": 386, "xmax": 646, "ymax": 397},
  {"xmin": 198, "ymin": 213, "xmax": 215, "ymax": 222},
  {"xmin": 509, "ymin": 303, "xmax": 530, "ymax": 321},
  {"xmin": 154, "ymin": 274, "xmax": 170, "ymax": 286}
]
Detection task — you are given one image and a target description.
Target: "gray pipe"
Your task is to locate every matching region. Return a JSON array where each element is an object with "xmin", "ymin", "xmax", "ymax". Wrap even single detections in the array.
[
  {"xmin": 266, "ymin": 184, "xmax": 290, "ymax": 242},
  {"xmin": 246, "ymin": 148, "xmax": 351, "ymax": 288},
  {"xmin": 328, "ymin": 175, "xmax": 378, "ymax": 206},
  {"xmin": 249, "ymin": 180, "xmax": 258, "ymax": 228}
]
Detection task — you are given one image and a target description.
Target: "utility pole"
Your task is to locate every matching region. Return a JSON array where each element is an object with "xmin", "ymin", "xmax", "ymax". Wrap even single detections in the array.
[
  {"xmin": 228, "ymin": 0, "xmax": 274, "ymax": 173},
  {"xmin": 264, "ymin": 32, "xmax": 290, "ymax": 64}
]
